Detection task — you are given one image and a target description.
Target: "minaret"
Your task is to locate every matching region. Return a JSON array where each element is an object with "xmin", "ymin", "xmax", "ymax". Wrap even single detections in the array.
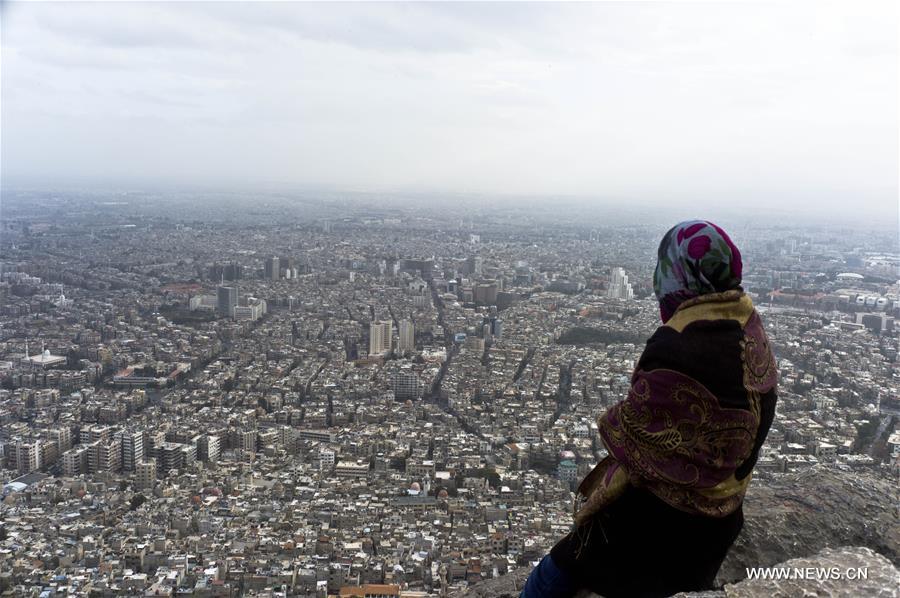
[{"xmin": 25, "ymin": 338, "xmax": 29, "ymax": 359}]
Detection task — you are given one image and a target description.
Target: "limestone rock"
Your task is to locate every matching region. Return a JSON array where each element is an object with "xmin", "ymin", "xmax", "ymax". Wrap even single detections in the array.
[
  {"xmin": 717, "ymin": 466, "xmax": 899, "ymax": 585},
  {"xmin": 721, "ymin": 546, "xmax": 899, "ymax": 598}
]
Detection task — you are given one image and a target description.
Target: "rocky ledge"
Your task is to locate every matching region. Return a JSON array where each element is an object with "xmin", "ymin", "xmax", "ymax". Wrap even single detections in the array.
[
  {"xmin": 458, "ymin": 546, "xmax": 898, "ymax": 598},
  {"xmin": 456, "ymin": 465, "xmax": 899, "ymax": 597},
  {"xmin": 716, "ymin": 465, "xmax": 898, "ymax": 585},
  {"xmin": 710, "ymin": 546, "xmax": 898, "ymax": 598}
]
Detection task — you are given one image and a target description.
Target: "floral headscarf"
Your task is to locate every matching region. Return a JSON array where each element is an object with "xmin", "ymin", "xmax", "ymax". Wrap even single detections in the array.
[{"xmin": 653, "ymin": 220, "xmax": 743, "ymax": 323}]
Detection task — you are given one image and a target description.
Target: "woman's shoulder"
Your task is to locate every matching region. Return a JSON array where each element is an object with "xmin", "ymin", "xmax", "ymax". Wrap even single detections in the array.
[
  {"xmin": 640, "ymin": 319, "xmax": 746, "ymax": 389},
  {"xmin": 645, "ymin": 317, "xmax": 745, "ymax": 354}
]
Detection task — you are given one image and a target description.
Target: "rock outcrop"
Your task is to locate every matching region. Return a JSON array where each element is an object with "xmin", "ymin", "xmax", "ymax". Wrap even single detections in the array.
[
  {"xmin": 458, "ymin": 546, "xmax": 898, "ymax": 597},
  {"xmin": 716, "ymin": 466, "xmax": 898, "ymax": 585},
  {"xmin": 716, "ymin": 546, "xmax": 898, "ymax": 598},
  {"xmin": 455, "ymin": 466, "xmax": 899, "ymax": 597}
]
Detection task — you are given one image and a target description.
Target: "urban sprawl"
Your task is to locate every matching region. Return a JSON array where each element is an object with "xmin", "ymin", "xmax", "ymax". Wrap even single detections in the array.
[{"xmin": 1, "ymin": 190, "xmax": 898, "ymax": 597}]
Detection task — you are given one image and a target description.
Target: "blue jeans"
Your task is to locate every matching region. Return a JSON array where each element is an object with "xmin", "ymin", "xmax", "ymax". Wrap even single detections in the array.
[{"xmin": 520, "ymin": 554, "xmax": 578, "ymax": 598}]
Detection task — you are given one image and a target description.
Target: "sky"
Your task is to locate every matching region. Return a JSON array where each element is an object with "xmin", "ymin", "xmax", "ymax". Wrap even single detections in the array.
[{"xmin": 1, "ymin": 1, "xmax": 897, "ymax": 219}]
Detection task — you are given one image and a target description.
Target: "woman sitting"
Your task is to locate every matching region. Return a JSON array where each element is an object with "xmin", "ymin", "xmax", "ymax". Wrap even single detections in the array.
[{"xmin": 521, "ymin": 220, "xmax": 778, "ymax": 598}]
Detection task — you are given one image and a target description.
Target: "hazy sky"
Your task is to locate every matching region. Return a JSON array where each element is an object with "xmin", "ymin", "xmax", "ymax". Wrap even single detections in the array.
[{"xmin": 2, "ymin": 1, "xmax": 897, "ymax": 217}]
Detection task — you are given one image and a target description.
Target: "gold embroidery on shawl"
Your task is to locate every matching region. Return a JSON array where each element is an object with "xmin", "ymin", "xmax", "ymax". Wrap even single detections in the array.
[
  {"xmin": 573, "ymin": 458, "xmax": 629, "ymax": 526},
  {"xmin": 665, "ymin": 291, "xmax": 753, "ymax": 333}
]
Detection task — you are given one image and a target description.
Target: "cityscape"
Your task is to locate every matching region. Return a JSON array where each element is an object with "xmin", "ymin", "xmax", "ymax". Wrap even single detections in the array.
[
  {"xmin": 0, "ymin": 190, "xmax": 897, "ymax": 596},
  {"xmin": 2, "ymin": 1, "xmax": 898, "ymax": 596}
]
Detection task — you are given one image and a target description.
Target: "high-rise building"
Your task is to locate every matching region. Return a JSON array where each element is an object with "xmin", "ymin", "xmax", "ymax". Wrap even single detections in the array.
[
  {"xmin": 465, "ymin": 256, "xmax": 483, "ymax": 276},
  {"xmin": 265, "ymin": 256, "xmax": 280, "ymax": 281},
  {"xmin": 40, "ymin": 440, "xmax": 60, "ymax": 471},
  {"xmin": 217, "ymin": 286, "xmax": 237, "ymax": 317},
  {"xmin": 104, "ymin": 437, "xmax": 122, "ymax": 472},
  {"xmin": 120, "ymin": 430, "xmax": 144, "ymax": 472},
  {"xmin": 279, "ymin": 256, "xmax": 295, "ymax": 279},
  {"xmin": 232, "ymin": 297, "xmax": 267, "ymax": 321},
  {"xmin": 398, "ymin": 319, "xmax": 415, "ymax": 353},
  {"xmin": 859, "ymin": 313, "xmax": 894, "ymax": 334},
  {"xmin": 136, "ymin": 460, "xmax": 157, "ymax": 491},
  {"xmin": 181, "ymin": 443, "xmax": 197, "ymax": 468},
  {"xmin": 158, "ymin": 442, "xmax": 186, "ymax": 475},
  {"xmin": 209, "ymin": 263, "xmax": 243, "ymax": 282},
  {"xmin": 224, "ymin": 263, "xmax": 243, "ymax": 281},
  {"xmin": 53, "ymin": 427, "xmax": 73, "ymax": 452},
  {"xmin": 16, "ymin": 440, "xmax": 41, "ymax": 474},
  {"xmin": 392, "ymin": 370, "xmax": 422, "ymax": 400},
  {"xmin": 474, "ymin": 282, "xmax": 498, "ymax": 306},
  {"xmin": 319, "ymin": 448, "xmax": 335, "ymax": 470},
  {"xmin": 80, "ymin": 425, "xmax": 111, "ymax": 445},
  {"xmin": 87, "ymin": 438, "xmax": 121, "ymax": 473},
  {"xmin": 88, "ymin": 437, "xmax": 122, "ymax": 473},
  {"xmin": 369, "ymin": 320, "xmax": 393, "ymax": 356},
  {"xmin": 607, "ymin": 267, "xmax": 634, "ymax": 301},
  {"xmin": 146, "ymin": 431, "xmax": 165, "ymax": 459},
  {"xmin": 198, "ymin": 434, "xmax": 221, "ymax": 463},
  {"xmin": 557, "ymin": 459, "xmax": 578, "ymax": 485},
  {"xmin": 240, "ymin": 430, "xmax": 257, "ymax": 453},
  {"xmin": 62, "ymin": 446, "xmax": 89, "ymax": 476}
]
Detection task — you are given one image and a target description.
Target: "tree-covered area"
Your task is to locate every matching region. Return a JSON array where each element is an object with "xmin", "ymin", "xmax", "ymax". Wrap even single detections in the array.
[{"xmin": 556, "ymin": 327, "xmax": 644, "ymax": 346}]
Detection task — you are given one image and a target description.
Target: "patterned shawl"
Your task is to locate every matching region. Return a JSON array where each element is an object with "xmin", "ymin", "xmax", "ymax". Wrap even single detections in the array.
[
  {"xmin": 654, "ymin": 220, "xmax": 743, "ymax": 323},
  {"xmin": 574, "ymin": 294, "xmax": 777, "ymax": 524}
]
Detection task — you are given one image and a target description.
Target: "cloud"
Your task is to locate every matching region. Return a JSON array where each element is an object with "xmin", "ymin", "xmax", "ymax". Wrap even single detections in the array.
[{"xmin": 1, "ymin": 1, "xmax": 896, "ymax": 221}]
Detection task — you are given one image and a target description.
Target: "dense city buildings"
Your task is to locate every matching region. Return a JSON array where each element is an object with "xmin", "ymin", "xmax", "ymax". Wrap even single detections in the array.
[{"xmin": 0, "ymin": 191, "xmax": 897, "ymax": 597}]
